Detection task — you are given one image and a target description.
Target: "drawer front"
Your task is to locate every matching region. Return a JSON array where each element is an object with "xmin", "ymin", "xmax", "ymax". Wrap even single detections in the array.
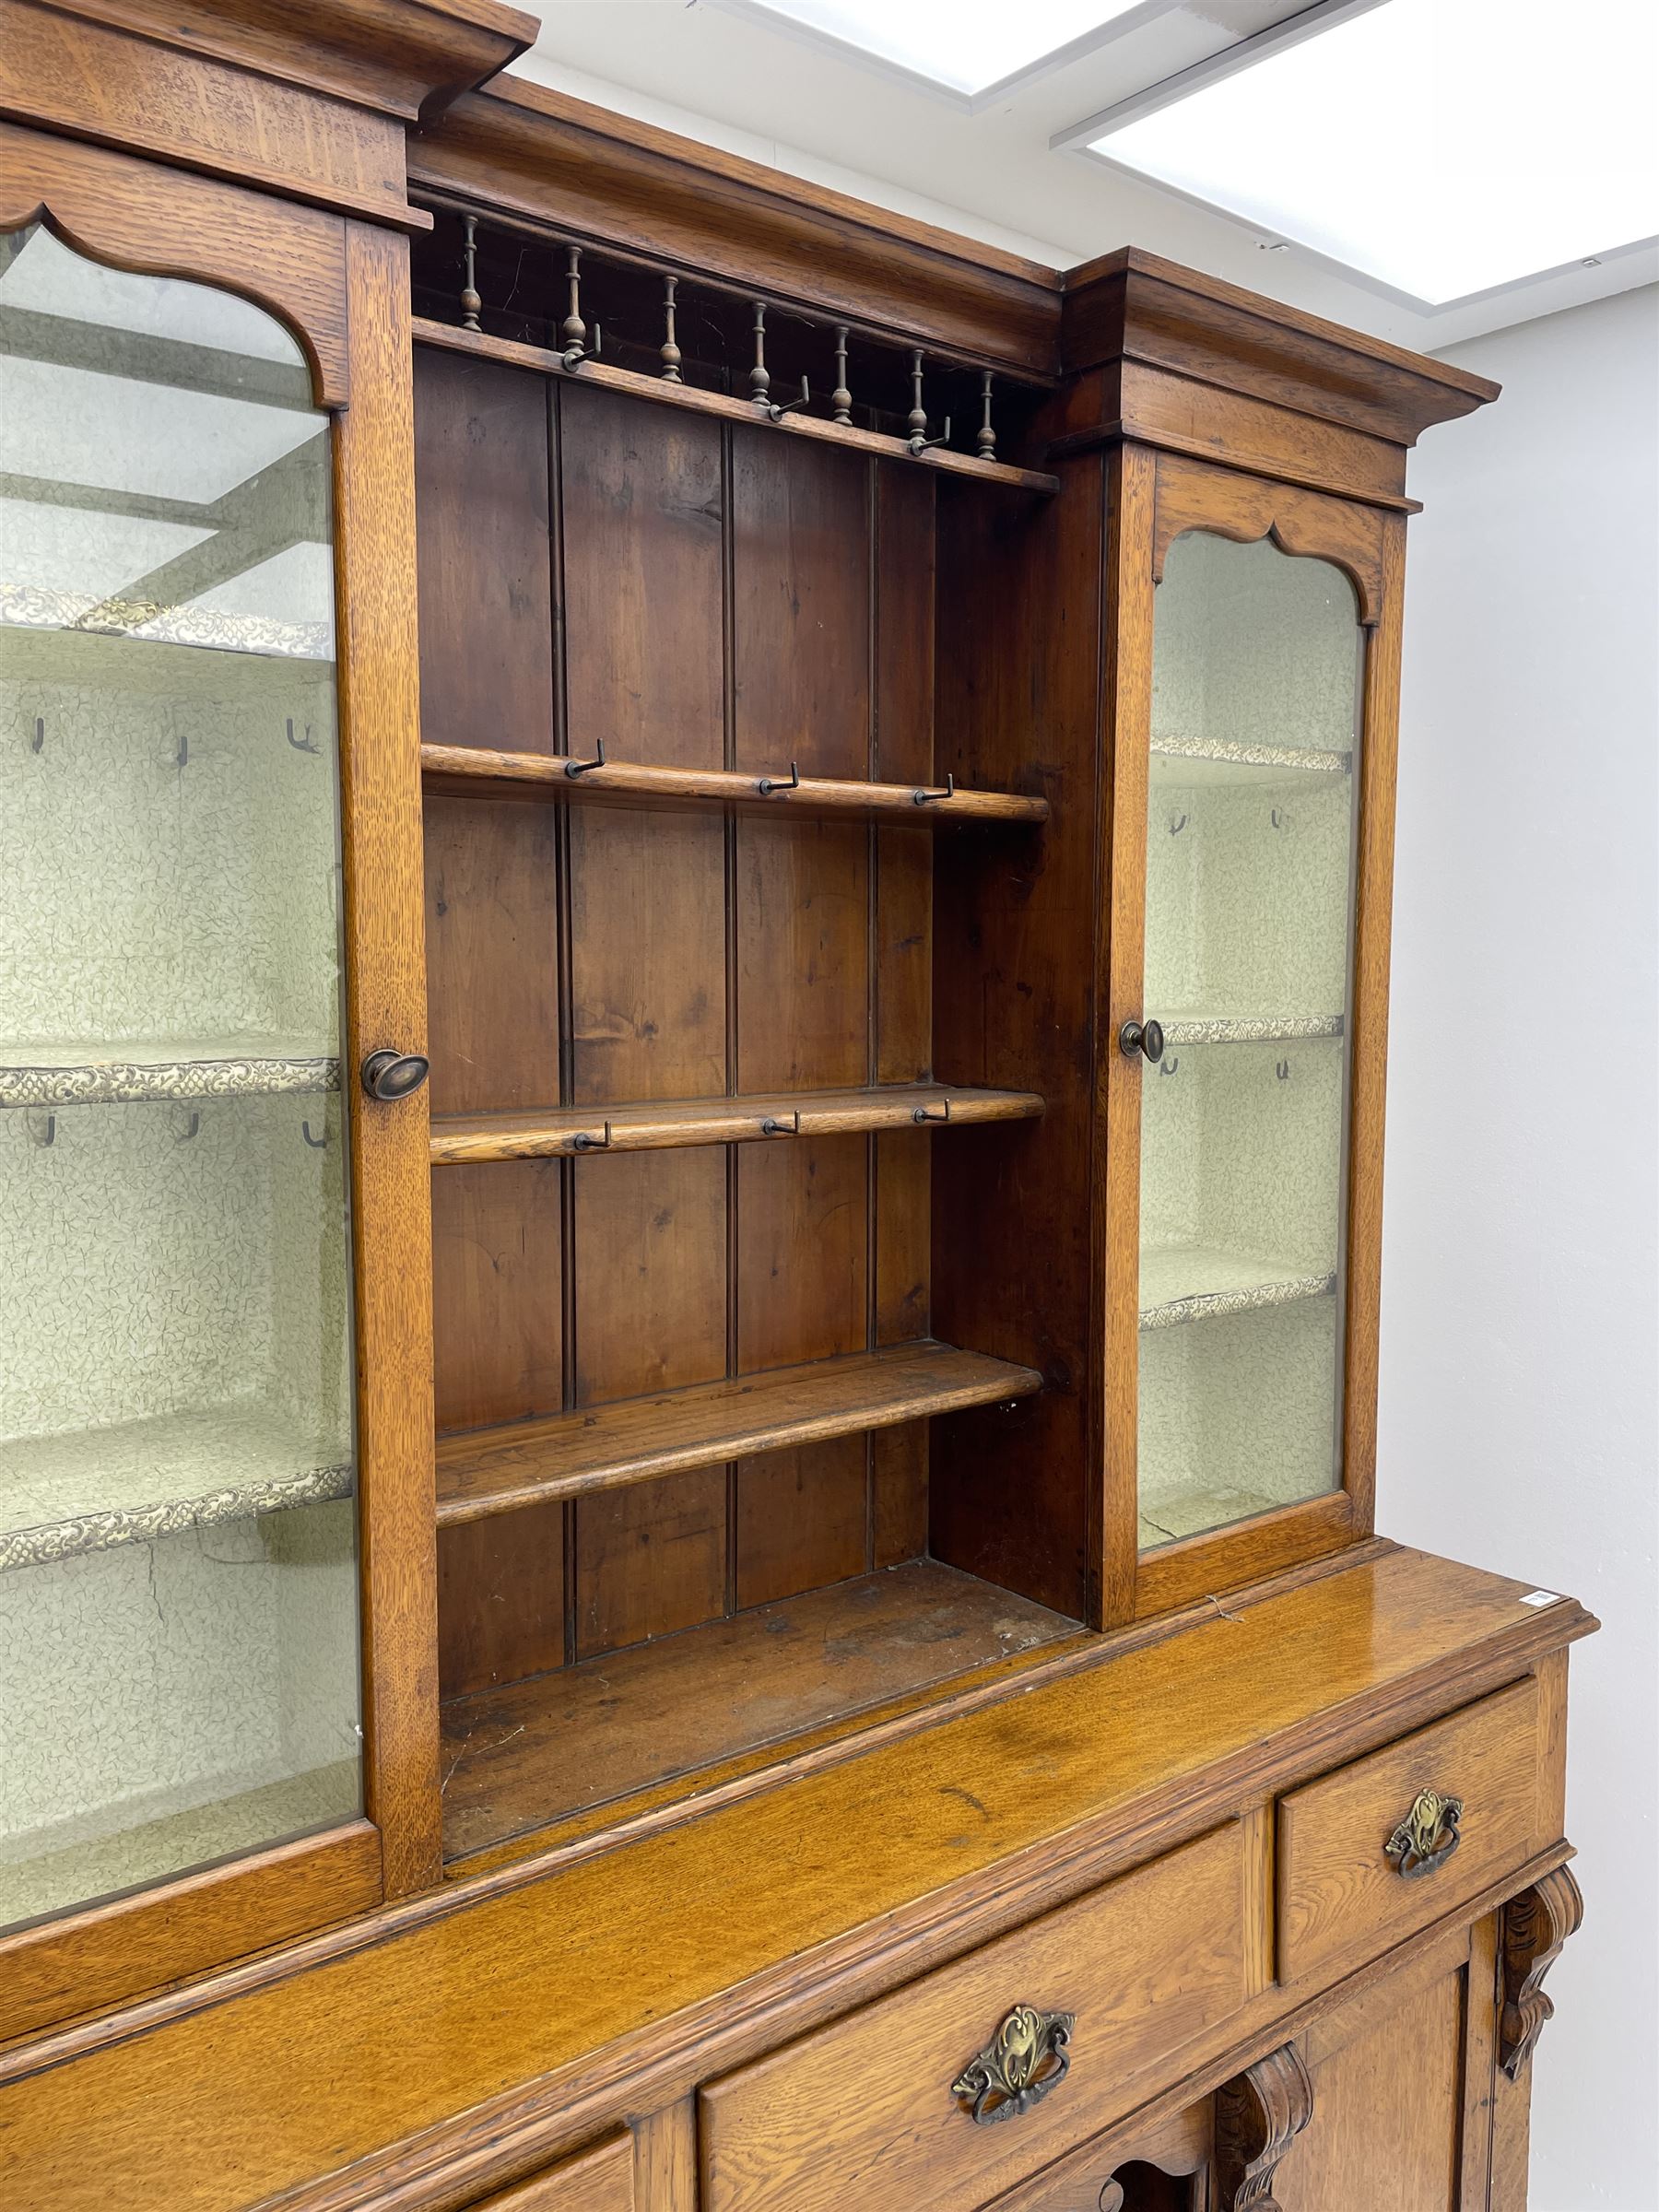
[
  {"xmin": 700, "ymin": 1823, "xmax": 1248, "ymax": 2212},
  {"xmin": 1277, "ymin": 1678, "xmax": 1545, "ymax": 1986},
  {"xmin": 468, "ymin": 2132, "xmax": 635, "ymax": 2212}
]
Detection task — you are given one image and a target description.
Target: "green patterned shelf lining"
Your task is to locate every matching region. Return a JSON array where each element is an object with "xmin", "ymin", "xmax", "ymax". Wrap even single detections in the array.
[
  {"xmin": 1139, "ymin": 1240, "xmax": 1338, "ymax": 1332},
  {"xmin": 2, "ymin": 1758, "xmax": 359, "ymax": 1934},
  {"xmin": 0, "ymin": 1400, "xmax": 354, "ymax": 1572},
  {"xmin": 1, "ymin": 582, "xmax": 332, "ymax": 664},
  {"xmin": 1138, "ymin": 1484, "xmax": 1289, "ymax": 1549},
  {"xmin": 0, "ymin": 1051, "xmax": 340, "ymax": 1109},
  {"xmin": 1150, "ymin": 735, "xmax": 1352, "ymax": 779},
  {"xmin": 1159, "ymin": 1011, "xmax": 1344, "ymax": 1047}
]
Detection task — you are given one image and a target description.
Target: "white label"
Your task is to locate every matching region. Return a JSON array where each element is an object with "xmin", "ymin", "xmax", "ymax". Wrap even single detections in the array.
[{"xmin": 1520, "ymin": 1590, "xmax": 1563, "ymax": 1607}]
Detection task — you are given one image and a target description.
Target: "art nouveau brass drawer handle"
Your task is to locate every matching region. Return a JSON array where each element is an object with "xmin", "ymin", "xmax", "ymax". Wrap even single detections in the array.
[
  {"xmin": 1384, "ymin": 1787, "xmax": 1465, "ymax": 1878},
  {"xmin": 951, "ymin": 2004, "xmax": 1075, "ymax": 2124}
]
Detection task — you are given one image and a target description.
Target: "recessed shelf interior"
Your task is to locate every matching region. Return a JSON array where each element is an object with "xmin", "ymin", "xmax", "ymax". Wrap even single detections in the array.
[
  {"xmin": 439, "ymin": 1559, "xmax": 1079, "ymax": 1865},
  {"xmin": 1, "ymin": 215, "xmax": 365, "ymax": 1939},
  {"xmin": 1137, "ymin": 533, "xmax": 1361, "ymax": 1547},
  {"xmin": 410, "ymin": 293, "xmax": 1067, "ymax": 1868}
]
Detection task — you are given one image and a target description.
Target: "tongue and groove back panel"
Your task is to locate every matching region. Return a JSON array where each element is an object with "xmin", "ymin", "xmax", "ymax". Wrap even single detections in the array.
[{"xmin": 415, "ymin": 347, "xmax": 937, "ymax": 1689}]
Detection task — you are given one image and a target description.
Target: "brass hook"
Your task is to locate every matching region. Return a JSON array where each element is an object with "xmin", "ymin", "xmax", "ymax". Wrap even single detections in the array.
[
  {"xmin": 769, "ymin": 375, "xmax": 811, "ymax": 421},
  {"xmin": 565, "ymin": 736, "xmax": 608, "ymax": 778}
]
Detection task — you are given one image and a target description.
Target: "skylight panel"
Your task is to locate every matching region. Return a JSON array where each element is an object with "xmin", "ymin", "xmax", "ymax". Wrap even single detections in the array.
[
  {"xmin": 1090, "ymin": 0, "xmax": 1659, "ymax": 307},
  {"xmin": 747, "ymin": 0, "xmax": 1156, "ymax": 98}
]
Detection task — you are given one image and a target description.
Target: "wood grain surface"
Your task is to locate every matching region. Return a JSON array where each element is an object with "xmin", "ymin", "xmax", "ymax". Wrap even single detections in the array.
[{"xmin": 436, "ymin": 1343, "xmax": 1043, "ymax": 1522}]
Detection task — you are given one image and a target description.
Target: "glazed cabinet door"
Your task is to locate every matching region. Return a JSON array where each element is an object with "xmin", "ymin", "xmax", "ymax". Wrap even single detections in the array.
[
  {"xmin": 1106, "ymin": 452, "xmax": 1402, "ymax": 1614},
  {"xmin": 0, "ymin": 137, "xmax": 435, "ymax": 2038}
]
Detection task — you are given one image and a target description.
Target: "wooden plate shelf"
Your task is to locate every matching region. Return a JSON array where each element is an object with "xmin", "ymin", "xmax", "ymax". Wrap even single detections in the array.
[
  {"xmin": 420, "ymin": 744, "xmax": 1049, "ymax": 823},
  {"xmin": 412, "ymin": 318, "xmax": 1061, "ymax": 496},
  {"xmin": 436, "ymin": 1342, "xmax": 1041, "ymax": 1523},
  {"xmin": 429, "ymin": 1083, "xmax": 1043, "ymax": 1164}
]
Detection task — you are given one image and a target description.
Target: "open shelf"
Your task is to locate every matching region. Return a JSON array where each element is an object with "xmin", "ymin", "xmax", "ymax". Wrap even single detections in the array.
[
  {"xmin": 1150, "ymin": 735, "xmax": 1352, "ymax": 786},
  {"xmin": 1139, "ymin": 1243, "xmax": 1337, "ymax": 1332},
  {"xmin": 1157, "ymin": 1012, "xmax": 1343, "ymax": 1048},
  {"xmin": 430, "ymin": 1083, "xmax": 1043, "ymax": 1164},
  {"xmin": 0, "ymin": 1400, "xmax": 353, "ymax": 1572},
  {"xmin": 412, "ymin": 318, "xmax": 1061, "ymax": 497},
  {"xmin": 439, "ymin": 1559, "xmax": 1078, "ymax": 1864},
  {"xmin": 2, "ymin": 1755, "xmax": 359, "ymax": 1934},
  {"xmin": 0, "ymin": 1040, "xmax": 339, "ymax": 1109},
  {"xmin": 420, "ymin": 743, "xmax": 1049, "ymax": 825},
  {"xmin": 437, "ymin": 1341, "xmax": 1041, "ymax": 1524}
]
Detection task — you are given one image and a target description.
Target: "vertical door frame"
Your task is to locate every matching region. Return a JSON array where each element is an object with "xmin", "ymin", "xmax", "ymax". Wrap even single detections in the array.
[
  {"xmin": 0, "ymin": 132, "xmax": 438, "ymax": 2044},
  {"xmin": 1097, "ymin": 448, "xmax": 1403, "ymax": 1625},
  {"xmin": 335, "ymin": 216, "xmax": 443, "ymax": 1894}
]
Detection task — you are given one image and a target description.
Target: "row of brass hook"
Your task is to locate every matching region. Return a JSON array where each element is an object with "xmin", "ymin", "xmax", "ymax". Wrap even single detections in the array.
[
  {"xmin": 561, "ymin": 733, "xmax": 957, "ymax": 805},
  {"xmin": 18, "ymin": 1108, "xmax": 329, "ymax": 1147},
  {"xmin": 25, "ymin": 716, "xmax": 321, "ymax": 765},
  {"xmin": 565, "ymin": 1097, "xmax": 952, "ymax": 1153},
  {"xmin": 458, "ymin": 218, "xmax": 1000, "ymax": 460},
  {"xmin": 1155, "ymin": 1059, "xmax": 1296, "ymax": 1080}
]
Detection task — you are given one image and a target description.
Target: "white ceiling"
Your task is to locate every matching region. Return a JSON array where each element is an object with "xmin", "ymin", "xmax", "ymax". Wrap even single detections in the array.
[{"xmin": 507, "ymin": 0, "xmax": 1659, "ymax": 353}]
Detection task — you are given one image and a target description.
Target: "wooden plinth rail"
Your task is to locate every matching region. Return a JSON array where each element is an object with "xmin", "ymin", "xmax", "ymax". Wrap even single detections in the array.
[
  {"xmin": 421, "ymin": 743, "xmax": 1050, "ymax": 823},
  {"xmin": 412, "ymin": 319, "xmax": 1061, "ymax": 494},
  {"xmin": 429, "ymin": 1083, "xmax": 1044, "ymax": 1164},
  {"xmin": 436, "ymin": 1341, "xmax": 1042, "ymax": 1523}
]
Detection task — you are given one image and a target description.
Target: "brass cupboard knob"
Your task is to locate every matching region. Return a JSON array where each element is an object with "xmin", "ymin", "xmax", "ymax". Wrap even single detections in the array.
[
  {"xmin": 360, "ymin": 1049, "xmax": 430, "ymax": 1101},
  {"xmin": 951, "ymin": 2004, "xmax": 1075, "ymax": 2125},
  {"xmin": 1119, "ymin": 1018, "xmax": 1165, "ymax": 1064},
  {"xmin": 1384, "ymin": 1787, "xmax": 1464, "ymax": 1879}
]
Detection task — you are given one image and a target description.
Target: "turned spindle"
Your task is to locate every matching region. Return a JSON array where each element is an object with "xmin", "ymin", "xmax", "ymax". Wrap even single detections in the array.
[
  {"xmin": 749, "ymin": 300, "xmax": 771, "ymax": 408},
  {"xmin": 830, "ymin": 325, "xmax": 852, "ymax": 425},
  {"xmin": 977, "ymin": 370, "xmax": 996, "ymax": 460},
  {"xmin": 459, "ymin": 214, "xmax": 480, "ymax": 333},
  {"xmin": 661, "ymin": 275, "xmax": 682, "ymax": 382}
]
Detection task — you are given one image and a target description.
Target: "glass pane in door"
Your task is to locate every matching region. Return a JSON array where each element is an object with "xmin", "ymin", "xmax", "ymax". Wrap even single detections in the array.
[
  {"xmin": 1137, "ymin": 532, "xmax": 1363, "ymax": 1547},
  {"xmin": 0, "ymin": 226, "xmax": 360, "ymax": 1928}
]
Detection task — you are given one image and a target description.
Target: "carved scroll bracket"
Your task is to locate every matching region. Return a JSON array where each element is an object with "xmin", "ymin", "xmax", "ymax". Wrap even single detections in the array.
[
  {"xmin": 1149, "ymin": 454, "xmax": 1386, "ymax": 626},
  {"xmin": 1215, "ymin": 2041, "xmax": 1315, "ymax": 2212},
  {"xmin": 1500, "ymin": 1864, "xmax": 1583, "ymax": 2081}
]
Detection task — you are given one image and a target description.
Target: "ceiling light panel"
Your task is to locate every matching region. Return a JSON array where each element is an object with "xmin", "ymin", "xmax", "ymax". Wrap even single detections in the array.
[
  {"xmin": 1090, "ymin": 0, "xmax": 1659, "ymax": 307},
  {"xmin": 742, "ymin": 0, "xmax": 1159, "ymax": 98}
]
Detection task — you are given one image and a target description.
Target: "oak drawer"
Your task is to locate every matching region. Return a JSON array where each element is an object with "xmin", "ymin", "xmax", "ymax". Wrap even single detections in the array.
[
  {"xmin": 700, "ymin": 1823, "xmax": 1248, "ymax": 2212},
  {"xmin": 1277, "ymin": 1678, "xmax": 1546, "ymax": 1986},
  {"xmin": 467, "ymin": 2132, "xmax": 634, "ymax": 2212}
]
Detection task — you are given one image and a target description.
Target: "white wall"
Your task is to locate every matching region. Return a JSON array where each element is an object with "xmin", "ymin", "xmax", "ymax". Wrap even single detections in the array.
[{"xmin": 1386, "ymin": 284, "xmax": 1659, "ymax": 2210}]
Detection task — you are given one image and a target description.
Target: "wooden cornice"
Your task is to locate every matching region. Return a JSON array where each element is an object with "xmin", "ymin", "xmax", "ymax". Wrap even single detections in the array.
[
  {"xmin": 1062, "ymin": 247, "xmax": 1501, "ymax": 447},
  {"xmin": 53, "ymin": 0, "xmax": 537, "ymax": 121},
  {"xmin": 409, "ymin": 76, "xmax": 1065, "ymax": 379},
  {"xmin": 0, "ymin": 0, "xmax": 535, "ymax": 227}
]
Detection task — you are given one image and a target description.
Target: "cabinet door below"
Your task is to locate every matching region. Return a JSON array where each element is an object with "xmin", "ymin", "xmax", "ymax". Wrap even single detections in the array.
[{"xmin": 1277, "ymin": 1964, "xmax": 1465, "ymax": 2211}]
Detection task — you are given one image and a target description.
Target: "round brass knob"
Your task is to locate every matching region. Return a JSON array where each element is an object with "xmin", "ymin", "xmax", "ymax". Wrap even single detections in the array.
[
  {"xmin": 360, "ymin": 1049, "xmax": 430, "ymax": 1101},
  {"xmin": 1119, "ymin": 1018, "xmax": 1165, "ymax": 1064}
]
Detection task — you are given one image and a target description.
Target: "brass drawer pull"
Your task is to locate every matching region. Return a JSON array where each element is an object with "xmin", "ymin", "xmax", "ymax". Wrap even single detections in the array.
[
  {"xmin": 1384, "ymin": 1788, "xmax": 1464, "ymax": 1879},
  {"xmin": 951, "ymin": 2004, "xmax": 1074, "ymax": 2125}
]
